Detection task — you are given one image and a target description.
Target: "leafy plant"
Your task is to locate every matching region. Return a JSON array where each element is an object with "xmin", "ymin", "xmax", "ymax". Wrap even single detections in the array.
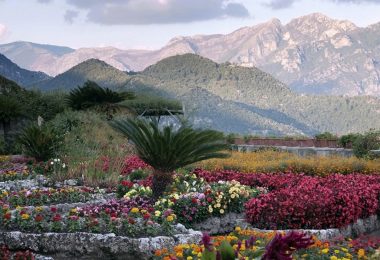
[
  {"xmin": 314, "ymin": 132, "xmax": 337, "ymax": 140},
  {"xmin": 338, "ymin": 133, "xmax": 360, "ymax": 148},
  {"xmin": 66, "ymin": 81, "xmax": 135, "ymax": 119},
  {"xmin": 17, "ymin": 124, "xmax": 61, "ymax": 162},
  {"xmin": 353, "ymin": 130, "xmax": 380, "ymax": 159},
  {"xmin": 110, "ymin": 118, "xmax": 229, "ymax": 198},
  {"xmin": 0, "ymin": 96, "xmax": 23, "ymax": 153}
]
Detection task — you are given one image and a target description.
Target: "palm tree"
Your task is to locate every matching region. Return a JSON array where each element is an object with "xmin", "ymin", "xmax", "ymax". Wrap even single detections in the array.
[
  {"xmin": 66, "ymin": 81, "xmax": 135, "ymax": 119},
  {"xmin": 0, "ymin": 95, "xmax": 23, "ymax": 153},
  {"xmin": 110, "ymin": 118, "xmax": 229, "ymax": 199}
]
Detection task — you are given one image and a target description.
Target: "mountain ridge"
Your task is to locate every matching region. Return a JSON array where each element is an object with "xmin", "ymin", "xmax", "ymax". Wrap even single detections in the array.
[{"xmin": 1, "ymin": 13, "xmax": 380, "ymax": 96}]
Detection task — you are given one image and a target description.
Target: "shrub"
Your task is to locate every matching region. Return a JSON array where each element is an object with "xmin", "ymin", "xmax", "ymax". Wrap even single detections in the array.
[
  {"xmin": 338, "ymin": 133, "xmax": 359, "ymax": 148},
  {"xmin": 315, "ymin": 132, "xmax": 337, "ymax": 140},
  {"xmin": 17, "ymin": 124, "xmax": 62, "ymax": 162},
  {"xmin": 353, "ymin": 130, "xmax": 380, "ymax": 159}
]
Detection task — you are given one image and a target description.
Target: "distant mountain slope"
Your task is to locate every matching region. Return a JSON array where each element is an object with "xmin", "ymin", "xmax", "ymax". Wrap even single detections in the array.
[
  {"xmin": 2, "ymin": 13, "xmax": 380, "ymax": 96},
  {"xmin": 125, "ymin": 54, "xmax": 380, "ymax": 135},
  {"xmin": 0, "ymin": 41, "xmax": 74, "ymax": 74},
  {"xmin": 0, "ymin": 53, "xmax": 51, "ymax": 87},
  {"xmin": 37, "ymin": 59, "xmax": 130, "ymax": 91}
]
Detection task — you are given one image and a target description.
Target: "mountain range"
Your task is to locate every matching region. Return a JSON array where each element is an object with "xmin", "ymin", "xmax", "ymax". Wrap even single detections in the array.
[
  {"xmin": 1, "ymin": 13, "xmax": 380, "ymax": 96},
  {"xmin": 0, "ymin": 53, "xmax": 50, "ymax": 87},
  {"xmin": 1, "ymin": 51, "xmax": 379, "ymax": 135}
]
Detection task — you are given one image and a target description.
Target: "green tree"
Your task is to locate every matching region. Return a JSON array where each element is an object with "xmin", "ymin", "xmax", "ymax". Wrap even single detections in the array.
[
  {"xmin": 353, "ymin": 130, "xmax": 380, "ymax": 159},
  {"xmin": 110, "ymin": 118, "xmax": 229, "ymax": 198},
  {"xmin": 66, "ymin": 81, "xmax": 135, "ymax": 119},
  {"xmin": 0, "ymin": 95, "xmax": 23, "ymax": 153}
]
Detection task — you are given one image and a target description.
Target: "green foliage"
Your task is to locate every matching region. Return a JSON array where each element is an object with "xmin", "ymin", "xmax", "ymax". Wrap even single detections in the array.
[
  {"xmin": 125, "ymin": 54, "xmax": 380, "ymax": 135},
  {"xmin": 219, "ymin": 240, "xmax": 235, "ymax": 260},
  {"xmin": 352, "ymin": 130, "xmax": 380, "ymax": 159},
  {"xmin": 314, "ymin": 132, "xmax": 337, "ymax": 140},
  {"xmin": 119, "ymin": 94, "xmax": 182, "ymax": 116},
  {"xmin": 338, "ymin": 133, "xmax": 360, "ymax": 148},
  {"xmin": 66, "ymin": 81, "xmax": 134, "ymax": 119},
  {"xmin": 110, "ymin": 118, "xmax": 229, "ymax": 172},
  {"xmin": 110, "ymin": 117, "xmax": 229, "ymax": 197},
  {"xmin": 17, "ymin": 124, "xmax": 62, "ymax": 161}
]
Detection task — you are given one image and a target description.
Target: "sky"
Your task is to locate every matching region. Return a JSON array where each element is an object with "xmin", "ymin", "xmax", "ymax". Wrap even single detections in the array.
[{"xmin": 0, "ymin": 0, "xmax": 380, "ymax": 50}]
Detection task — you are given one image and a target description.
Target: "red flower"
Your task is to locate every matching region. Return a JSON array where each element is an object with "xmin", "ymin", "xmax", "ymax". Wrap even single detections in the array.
[
  {"xmin": 52, "ymin": 214, "xmax": 61, "ymax": 222},
  {"xmin": 50, "ymin": 207, "xmax": 57, "ymax": 213},
  {"xmin": 121, "ymin": 180, "xmax": 133, "ymax": 188},
  {"xmin": 4, "ymin": 212, "xmax": 11, "ymax": 220},
  {"xmin": 191, "ymin": 198, "xmax": 198, "ymax": 204},
  {"xmin": 143, "ymin": 213, "xmax": 151, "ymax": 220},
  {"xmin": 35, "ymin": 214, "xmax": 43, "ymax": 222},
  {"xmin": 207, "ymin": 197, "xmax": 213, "ymax": 203},
  {"xmin": 128, "ymin": 218, "xmax": 135, "ymax": 224}
]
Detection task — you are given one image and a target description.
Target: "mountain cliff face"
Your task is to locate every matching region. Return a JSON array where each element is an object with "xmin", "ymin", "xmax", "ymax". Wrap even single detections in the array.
[
  {"xmin": 0, "ymin": 53, "xmax": 51, "ymax": 87},
  {"xmin": 1, "ymin": 13, "xmax": 380, "ymax": 96}
]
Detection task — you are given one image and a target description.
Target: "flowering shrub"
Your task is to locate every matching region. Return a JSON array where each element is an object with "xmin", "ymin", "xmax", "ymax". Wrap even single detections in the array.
[
  {"xmin": 121, "ymin": 156, "xmax": 150, "ymax": 175},
  {"xmin": 245, "ymin": 174, "xmax": 380, "ymax": 229},
  {"xmin": 154, "ymin": 174, "xmax": 260, "ymax": 227},
  {"xmin": 0, "ymin": 187, "xmax": 96, "ymax": 207},
  {"xmin": 194, "ymin": 169, "xmax": 380, "ymax": 229},
  {"xmin": 153, "ymin": 227, "xmax": 379, "ymax": 259},
  {"xmin": 0, "ymin": 197, "xmax": 177, "ymax": 237},
  {"xmin": 196, "ymin": 151, "xmax": 380, "ymax": 176}
]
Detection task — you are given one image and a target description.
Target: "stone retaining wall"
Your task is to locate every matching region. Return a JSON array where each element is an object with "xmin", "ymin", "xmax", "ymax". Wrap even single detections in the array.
[
  {"xmin": 193, "ymin": 213, "xmax": 380, "ymax": 240},
  {"xmin": 0, "ymin": 227, "xmax": 202, "ymax": 259}
]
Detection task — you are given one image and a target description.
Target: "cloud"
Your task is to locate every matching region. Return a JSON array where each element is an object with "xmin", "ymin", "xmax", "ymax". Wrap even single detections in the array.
[
  {"xmin": 64, "ymin": 0, "xmax": 250, "ymax": 25},
  {"xmin": 37, "ymin": 0, "xmax": 53, "ymax": 3},
  {"xmin": 64, "ymin": 10, "xmax": 79, "ymax": 24},
  {"xmin": 0, "ymin": 24, "xmax": 8, "ymax": 40},
  {"xmin": 266, "ymin": 0, "xmax": 296, "ymax": 9},
  {"xmin": 265, "ymin": 0, "xmax": 380, "ymax": 9}
]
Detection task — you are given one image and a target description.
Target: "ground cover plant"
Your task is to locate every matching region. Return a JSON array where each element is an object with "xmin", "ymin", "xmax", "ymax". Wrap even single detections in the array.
[
  {"xmin": 0, "ymin": 197, "xmax": 178, "ymax": 237},
  {"xmin": 196, "ymin": 150, "xmax": 380, "ymax": 175},
  {"xmin": 0, "ymin": 186, "xmax": 100, "ymax": 207},
  {"xmin": 0, "ymin": 162, "xmax": 32, "ymax": 182}
]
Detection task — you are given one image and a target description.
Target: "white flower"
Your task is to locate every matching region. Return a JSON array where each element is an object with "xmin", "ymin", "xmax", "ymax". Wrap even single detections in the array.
[
  {"xmin": 50, "ymin": 161, "xmax": 54, "ymax": 165},
  {"xmin": 57, "ymin": 158, "xmax": 61, "ymax": 162},
  {"xmin": 54, "ymin": 159, "xmax": 58, "ymax": 162},
  {"xmin": 62, "ymin": 163, "xmax": 66, "ymax": 169}
]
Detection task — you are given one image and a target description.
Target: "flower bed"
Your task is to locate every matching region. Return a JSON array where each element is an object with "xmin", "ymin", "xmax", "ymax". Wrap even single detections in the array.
[
  {"xmin": 194, "ymin": 169, "xmax": 380, "ymax": 229},
  {"xmin": 119, "ymin": 173, "xmax": 261, "ymax": 228},
  {"xmin": 196, "ymin": 151, "xmax": 380, "ymax": 176},
  {"xmin": 0, "ymin": 197, "xmax": 180, "ymax": 238},
  {"xmin": 153, "ymin": 228, "xmax": 380, "ymax": 259},
  {"xmin": 0, "ymin": 163, "xmax": 32, "ymax": 182},
  {"xmin": 0, "ymin": 187, "xmax": 102, "ymax": 208}
]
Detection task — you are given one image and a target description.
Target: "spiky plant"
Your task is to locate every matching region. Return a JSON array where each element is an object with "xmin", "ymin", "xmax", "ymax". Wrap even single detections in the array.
[
  {"xmin": 110, "ymin": 118, "xmax": 229, "ymax": 198},
  {"xmin": 66, "ymin": 81, "xmax": 135, "ymax": 119}
]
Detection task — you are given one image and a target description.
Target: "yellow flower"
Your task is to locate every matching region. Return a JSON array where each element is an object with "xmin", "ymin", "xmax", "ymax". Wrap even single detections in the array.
[
  {"xmin": 220, "ymin": 209, "xmax": 225, "ymax": 214},
  {"xmin": 130, "ymin": 208, "xmax": 139, "ymax": 213},
  {"xmin": 154, "ymin": 211, "xmax": 161, "ymax": 217},
  {"xmin": 334, "ymin": 250, "xmax": 340, "ymax": 254},
  {"xmin": 70, "ymin": 208, "xmax": 77, "ymax": 214},
  {"xmin": 330, "ymin": 256, "xmax": 338, "ymax": 260},
  {"xmin": 341, "ymin": 247, "xmax": 348, "ymax": 253},
  {"xmin": 358, "ymin": 249, "xmax": 365, "ymax": 258},
  {"xmin": 235, "ymin": 226, "xmax": 241, "ymax": 232},
  {"xmin": 166, "ymin": 215, "xmax": 174, "ymax": 222},
  {"xmin": 21, "ymin": 213, "xmax": 30, "ymax": 220},
  {"xmin": 321, "ymin": 248, "xmax": 329, "ymax": 254},
  {"xmin": 187, "ymin": 257, "xmax": 193, "ymax": 260},
  {"xmin": 35, "ymin": 206, "xmax": 43, "ymax": 212}
]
